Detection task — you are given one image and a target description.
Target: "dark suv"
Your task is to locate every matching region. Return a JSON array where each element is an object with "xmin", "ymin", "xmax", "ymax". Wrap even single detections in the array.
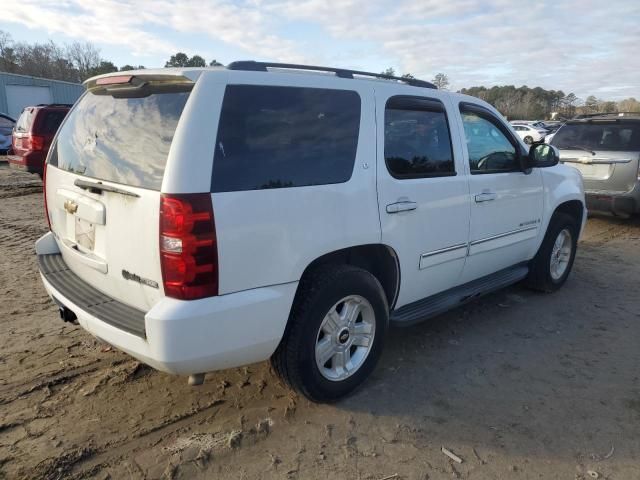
[{"xmin": 8, "ymin": 104, "xmax": 71, "ymax": 176}]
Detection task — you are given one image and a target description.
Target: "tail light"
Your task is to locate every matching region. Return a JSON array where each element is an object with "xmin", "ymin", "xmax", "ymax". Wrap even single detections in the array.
[
  {"xmin": 23, "ymin": 134, "xmax": 45, "ymax": 151},
  {"xmin": 43, "ymin": 163, "xmax": 51, "ymax": 230},
  {"xmin": 159, "ymin": 194, "xmax": 218, "ymax": 300}
]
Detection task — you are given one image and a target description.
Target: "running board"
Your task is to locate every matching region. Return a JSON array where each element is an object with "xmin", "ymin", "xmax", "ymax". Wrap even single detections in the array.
[{"xmin": 390, "ymin": 264, "xmax": 529, "ymax": 326}]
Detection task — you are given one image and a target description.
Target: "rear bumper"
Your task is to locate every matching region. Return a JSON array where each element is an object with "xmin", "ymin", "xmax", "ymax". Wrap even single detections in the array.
[
  {"xmin": 585, "ymin": 184, "xmax": 640, "ymax": 216},
  {"xmin": 7, "ymin": 152, "xmax": 44, "ymax": 174},
  {"xmin": 36, "ymin": 232, "xmax": 297, "ymax": 375}
]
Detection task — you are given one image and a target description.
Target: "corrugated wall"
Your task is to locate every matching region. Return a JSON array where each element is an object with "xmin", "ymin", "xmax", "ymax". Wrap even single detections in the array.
[{"xmin": 0, "ymin": 72, "xmax": 85, "ymax": 116}]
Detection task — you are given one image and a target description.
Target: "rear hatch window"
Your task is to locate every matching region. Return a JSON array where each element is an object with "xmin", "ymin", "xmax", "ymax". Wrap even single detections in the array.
[
  {"xmin": 15, "ymin": 108, "xmax": 35, "ymax": 133},
  {"xmin": 51, "ymin": 86, "xmax": 191, "ymax": 190},
  {"xmin": 552, "ymin": 121, "xmax": 640, "ymax": 151},
  {"xmin": 39, "ymin": 110, "xmax": 68, "ymax": 134}
]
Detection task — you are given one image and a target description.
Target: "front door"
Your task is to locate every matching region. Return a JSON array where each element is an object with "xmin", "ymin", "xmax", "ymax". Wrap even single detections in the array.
[
  {"xmin": 455, "ymin": 102, "xmax": 544, "ymax": 283},
  {"xmin": 377, "ymin": 91, "xmax": 470, "ymax": 309}
]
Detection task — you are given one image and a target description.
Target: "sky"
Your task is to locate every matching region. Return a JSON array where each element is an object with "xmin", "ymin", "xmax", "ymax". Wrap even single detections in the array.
[{"xmin": 1, "ymin": 0, "xmax": 638, "ymax": 100}]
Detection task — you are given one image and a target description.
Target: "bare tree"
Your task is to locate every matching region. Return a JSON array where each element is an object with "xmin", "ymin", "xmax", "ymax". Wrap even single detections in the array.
[
  {"xmin": 66, "ymin": 41, "xmax": 101, "ymax": 81},
  {"xmin": 431, "ymin": 73, "xmax": 449, "ymax": 90}
]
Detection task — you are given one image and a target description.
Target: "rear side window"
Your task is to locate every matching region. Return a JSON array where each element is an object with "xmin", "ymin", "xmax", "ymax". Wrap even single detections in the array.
[
  {"xmin": 212, "ymin": 85, "xmax": 361, "ymax": 192},
  {"xmin": 52, "ymin": 86, "xmax": 191, "ymax": 190},
  {"xmin": 15, "ymin": 109, "xmax": 35, "ymax": 132},
  {"xmin": 552, "ymin": 122, "xmax": 640, "ymax": 151},
  {"xmin": 384, "ymin": 96, "xmax": 454, "ymax": 178},
  {"xmin": 38, "ymin": 110, "xmax": 68, "ymax": 134}
]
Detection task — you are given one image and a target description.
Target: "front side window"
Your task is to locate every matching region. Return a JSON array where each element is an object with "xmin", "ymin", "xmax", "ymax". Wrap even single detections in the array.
[
  {"xmin": 461, "ymin": 109, "xmax": 518, "ymax": 173},
  {"xmin": 384, "ymin": 98, "xmax": 454, "ymax": 178},
  {"xmin": 212, "ymin": 85, "xmax": 361, "ymax": 192}
]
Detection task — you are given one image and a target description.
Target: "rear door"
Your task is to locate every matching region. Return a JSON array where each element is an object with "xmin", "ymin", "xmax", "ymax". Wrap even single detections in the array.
[
  {"xmin": 376, "ymin": 91, "xmax": 470, "ymax": 309},
  {"xmin": 552, "ymin": 120, "xmax": 640, "ymax": 193},
  {"xmin": 46, "ymin": 78, "xmax": 193, "ymax": 311}
]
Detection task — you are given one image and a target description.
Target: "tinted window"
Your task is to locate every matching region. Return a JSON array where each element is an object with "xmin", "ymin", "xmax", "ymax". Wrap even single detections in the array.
[
  {"xmin": 461, "ymin": 111, "xmax": 518, "ymax": 173},
  {"xmin": 212, "ymin": 85, "xmax": 360, "ymax": 192},
  {"xmin": 15, "ymin": 109, "xmax": 35, "ymax": 132},
  {"xmin": 39, "ymin": 110, "xmax": 68, "ymax": 134},
  {"xmin": 53, "ymin": 87, "xmax": 191, "ymax": 190},
  {"xmin": 551, "ymin": 122, "xmax": 640, "ymax": 151},
  {"xmin": 384, "ymin": 100, "xmax": 454, "ymax": 178}
]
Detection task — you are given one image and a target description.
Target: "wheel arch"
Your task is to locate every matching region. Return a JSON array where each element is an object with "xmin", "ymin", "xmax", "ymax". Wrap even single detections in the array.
[
  {"xmin": 296, "ymin": 244, "xmax": 401, "ymax": 311},
  {"xmin": 553, "ymin": 199, "xmax": 585, "ymax": 225}
]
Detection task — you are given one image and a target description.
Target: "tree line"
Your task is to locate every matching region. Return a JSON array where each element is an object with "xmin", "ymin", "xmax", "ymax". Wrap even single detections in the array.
[
  {"xmin": 0, "ymin": 30, "xmax": 222, "ymax": 83},
  {"xmin": 383, "ymin": 68, "xmax": 639, "ymax": 120},
  {"xmin": 0, "ymin": 31, "xmax": 636, "ymax": 119}
]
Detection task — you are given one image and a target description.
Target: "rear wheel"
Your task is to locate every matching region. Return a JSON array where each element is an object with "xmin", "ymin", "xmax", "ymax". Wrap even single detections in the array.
[
  {"xmin": 525, "ymin": 212, "xmax": 579, "ymax": 292},
  {"xmin": 524, "ymin": 135, "xmax": 534, "ymax": 144},
  {"xmin": 271, "ymin": 265, "xmax": 388, "ymax": 402}
]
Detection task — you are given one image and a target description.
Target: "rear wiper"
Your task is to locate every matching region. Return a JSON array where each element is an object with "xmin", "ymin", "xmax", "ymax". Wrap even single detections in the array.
[
  {"xmin": 563, "ymin": 145, "xmax": 596, "ymax": 155},
  {"xmin": 74, "ymin": 179, "xmax": 140, "ymax": 198}
]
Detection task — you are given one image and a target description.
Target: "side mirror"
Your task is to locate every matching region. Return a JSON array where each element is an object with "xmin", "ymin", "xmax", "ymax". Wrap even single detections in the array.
[{"xmin": 527, "ymin": 143, "xmax": 559, "ymax": 169}]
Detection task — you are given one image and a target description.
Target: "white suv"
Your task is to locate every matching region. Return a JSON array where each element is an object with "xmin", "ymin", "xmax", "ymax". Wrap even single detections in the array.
[{"xmin": 36, "ymin": 62, "xmax": 586, "ymax": 402}]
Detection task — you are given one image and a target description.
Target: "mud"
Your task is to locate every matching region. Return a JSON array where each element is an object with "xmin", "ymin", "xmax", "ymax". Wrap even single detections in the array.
[{"xmin": 1, "ymin": 164, "xmax": 639, "ymax": 479}]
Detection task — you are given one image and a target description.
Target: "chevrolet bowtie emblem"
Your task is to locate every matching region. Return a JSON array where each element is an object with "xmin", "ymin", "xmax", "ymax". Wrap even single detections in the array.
[{"xmin": 64, "ymin": 199, "xmax": 78, "ymax": 214}]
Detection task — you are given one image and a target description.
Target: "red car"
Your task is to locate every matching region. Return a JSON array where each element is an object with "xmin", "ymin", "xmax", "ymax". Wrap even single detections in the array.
[{"xmin": 8, "ymin": 104, "xmax": 71, "ymax": 177}]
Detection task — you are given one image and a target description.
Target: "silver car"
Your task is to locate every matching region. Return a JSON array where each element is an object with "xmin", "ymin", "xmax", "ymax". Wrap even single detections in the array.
[{"xmin": 551, "ymin": 113, "xmax": 640, "ymax": 217}]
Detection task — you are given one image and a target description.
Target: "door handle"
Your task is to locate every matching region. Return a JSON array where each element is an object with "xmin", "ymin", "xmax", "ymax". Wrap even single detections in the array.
[
  {"xmin": 386, "ymin": 201, "xmax": 417, "ymax": 213},
  {"xmin": 474, "ymin": 192, "xmax": 497, "ymax": 203}
]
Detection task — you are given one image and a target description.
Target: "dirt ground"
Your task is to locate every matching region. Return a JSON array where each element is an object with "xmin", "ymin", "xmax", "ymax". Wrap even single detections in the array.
[{"xmin": 0, "ymin": 163, "xmax": 639, "ymax": 480}]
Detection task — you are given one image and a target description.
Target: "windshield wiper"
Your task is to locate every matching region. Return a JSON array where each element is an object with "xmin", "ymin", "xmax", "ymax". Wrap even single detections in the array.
[
  {"xmin": 74, "ymin": 179, "xmax": 140, "ymax": 197},
  {"xmin": 563, "ymin": 145, "xmax": 596, "ymax": 155}
]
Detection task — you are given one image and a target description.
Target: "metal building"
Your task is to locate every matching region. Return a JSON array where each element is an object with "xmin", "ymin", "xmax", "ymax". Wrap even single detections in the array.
[{"xmin": 0, "ymin": 72, "xmax": 85, "ymax": 119}]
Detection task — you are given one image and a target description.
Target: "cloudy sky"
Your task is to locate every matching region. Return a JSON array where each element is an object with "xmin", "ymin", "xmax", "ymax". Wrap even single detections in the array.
[{"xmin": 1, "ymin": 0, "xmax": 638, "ymax": 99}]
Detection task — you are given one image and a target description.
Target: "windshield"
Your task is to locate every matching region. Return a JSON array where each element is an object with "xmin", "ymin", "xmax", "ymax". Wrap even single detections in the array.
[
  {"xmin": 552, "ymin": 122, "xmax": 640, "ymax": 152},
  {"xmin": 51, "ymin": 86, "xmax": 191, "ymax": 190}
]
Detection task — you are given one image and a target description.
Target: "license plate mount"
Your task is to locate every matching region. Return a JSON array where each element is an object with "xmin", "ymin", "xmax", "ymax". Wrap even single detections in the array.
[{"xmin": 75, "ymin": 217, "xmax": 95, "ymax": 251}]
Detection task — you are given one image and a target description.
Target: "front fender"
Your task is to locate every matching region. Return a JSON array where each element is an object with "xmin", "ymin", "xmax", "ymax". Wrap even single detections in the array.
[{"xmin": 540, "ymin": 164, "xmax": 587, "ymax": 238}]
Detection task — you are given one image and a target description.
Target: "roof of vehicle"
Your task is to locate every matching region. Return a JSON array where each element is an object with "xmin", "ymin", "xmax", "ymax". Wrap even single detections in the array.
[
  {"xmin": 84, "ymin": 60, "xmax": 438, "ymax": 90},
  {"xmin": 569, "ymin": 112, "xmax": 640, "ymax": 123}
]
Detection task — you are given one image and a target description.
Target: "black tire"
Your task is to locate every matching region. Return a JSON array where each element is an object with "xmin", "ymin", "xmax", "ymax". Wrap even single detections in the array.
[
  {"xmin": 524, "ymin": 136, "xmax": 534, "ymax": 144},
  {"xmin": 525, "ymin": 212, "xmax": 579, "ymax": 292},
  {"xmin": 271, "ymin": 264, "xmax": 389, "ymax": 403}
]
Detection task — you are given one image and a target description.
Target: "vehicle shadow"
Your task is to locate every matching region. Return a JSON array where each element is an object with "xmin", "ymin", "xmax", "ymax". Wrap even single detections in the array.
[{"xmin": 337, "ymin": 239, "xmax": 640, "ymax": 464}]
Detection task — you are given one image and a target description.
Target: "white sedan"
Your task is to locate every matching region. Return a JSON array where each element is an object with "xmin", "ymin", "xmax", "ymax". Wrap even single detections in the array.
[{"xmin": 511, "ymin": 124, "xmax": 547, "ymax": 144}]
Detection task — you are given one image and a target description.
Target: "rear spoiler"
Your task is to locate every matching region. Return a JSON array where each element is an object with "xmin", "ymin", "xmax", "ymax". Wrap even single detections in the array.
[{"xmin": 84, "ymin": 72, "xmax": 196, "ymax": 92}]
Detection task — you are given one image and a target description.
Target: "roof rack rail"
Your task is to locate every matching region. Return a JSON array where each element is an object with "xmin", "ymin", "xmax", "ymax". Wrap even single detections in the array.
[
  {"xmin": 573, "ymin": 112, "xmax": 640, "ymax": 120},
  {"xmin": 226, "ymin": 61, "xmax": 437, "ymax": 89},
  {"xmin": 35, "ymin": 103, "xmax": 73, "ymax": 107}
]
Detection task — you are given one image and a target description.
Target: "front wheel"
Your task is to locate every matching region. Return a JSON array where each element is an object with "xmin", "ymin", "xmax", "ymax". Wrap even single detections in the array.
[
  {"xmin": 524, "ymin": 136, "xmax": 534, "ymax": 144},
  {"xmin": 525, "ymin": 212, "xmax": 579, "ymax": 292},
  {"xmin": 271, "ymin": 265, "xmax": 388, "ymax": 402}
]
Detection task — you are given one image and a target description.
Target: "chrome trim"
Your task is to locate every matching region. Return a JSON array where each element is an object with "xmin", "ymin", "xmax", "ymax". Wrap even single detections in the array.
[
  {"xmin": 420, "ymin": 243, "xmax": 468, "ymax": 259},
  {"xmin": 470, "ymin": 225, "xmax": 538, "ymax": 246},
  {"xmin": 562, "ymin": 158, "xmax": 632, "ymax": 165}
]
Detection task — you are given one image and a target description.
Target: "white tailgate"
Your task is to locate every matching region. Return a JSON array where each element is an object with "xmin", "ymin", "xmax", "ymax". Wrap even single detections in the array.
[{"xmin": 47, "ymin": 166, "xmax": 163, "ymax": 311}]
